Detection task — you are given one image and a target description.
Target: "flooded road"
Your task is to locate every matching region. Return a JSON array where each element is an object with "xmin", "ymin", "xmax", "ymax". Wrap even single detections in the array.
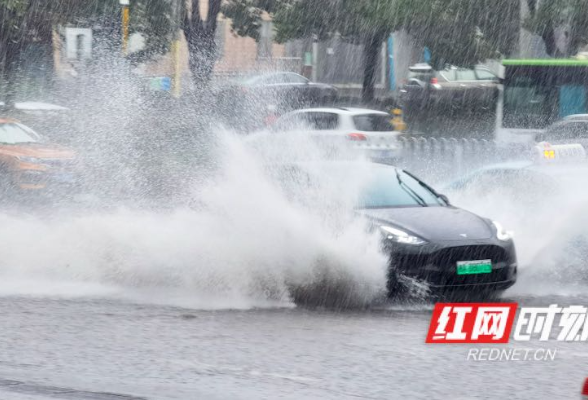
[
  {"xmin": 0, "ymin": 133, "xmax": 586, "ymax": 400},
  {"xmin": 0, "ymin": 293, "xmax": 585, "ymax": 400}
]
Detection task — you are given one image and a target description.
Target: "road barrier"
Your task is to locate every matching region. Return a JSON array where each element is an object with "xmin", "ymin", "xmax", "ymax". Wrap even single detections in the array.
[{"xmin": 394, "ymin": 136, "xmax": 531, "ymax": 183}]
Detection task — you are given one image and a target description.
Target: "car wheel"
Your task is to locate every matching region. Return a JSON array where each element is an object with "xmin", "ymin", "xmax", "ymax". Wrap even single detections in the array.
[{"xmin": 387, "ymin": 270, "xmax": 410, "ymax": 299}]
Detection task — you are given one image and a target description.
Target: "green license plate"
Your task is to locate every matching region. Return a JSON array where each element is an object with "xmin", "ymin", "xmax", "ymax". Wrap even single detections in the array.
[{"xmin": 456, "ymin": 259, "xmax": 492, "ymax": 275}]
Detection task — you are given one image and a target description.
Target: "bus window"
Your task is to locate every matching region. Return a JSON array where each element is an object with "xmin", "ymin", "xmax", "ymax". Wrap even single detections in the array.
[
  {"xmin": 504, "ymin": 80, "xmax": 554, "ymax": 129},
  {"xmin": 559, "ymin": 85, "xmax": 587, "ymax": 118}
]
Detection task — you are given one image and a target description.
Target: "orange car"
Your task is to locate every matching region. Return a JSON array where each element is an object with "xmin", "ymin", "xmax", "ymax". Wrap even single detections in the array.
[{"xmin": 0, "ymin": 119, "xmax": 78, "ymax": 191}]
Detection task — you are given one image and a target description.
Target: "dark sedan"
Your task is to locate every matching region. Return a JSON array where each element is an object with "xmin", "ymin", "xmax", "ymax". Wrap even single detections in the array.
[
  {"xmin": 216, "ymin": 72, "xmax": 338, "ymax": 130},
  {"xmin": 272, "ymin": 162, "xmax": 517, "ymax": 297}
]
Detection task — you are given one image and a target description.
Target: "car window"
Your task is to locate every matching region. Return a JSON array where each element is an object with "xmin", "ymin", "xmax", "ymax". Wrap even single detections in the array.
[
  {"xmin": 457, "ymin": 69, "xmax": 477, "ymax": 81},
  {"xmin": 298, "ymin": 112, "xmax": 339, "ymax": 130},
  {"xmin": 359, "ymin": 169, "xmax": 444, "ymax": 208},
  {"xmin": 273, "ymin": 113, "xmax": 304, "ymax": 130},
  {"xmin": 475, "ymin": 69, "xmax": 497, "ymax": 81},
  {"xmin": 407, "ymin": 71, "xmax": 432, "ymax": 82},
  {"xmin": 274, "ymin": 112, "xmax": 339, "ymax": 130},
  {"xmin": 0, "ymin": 123, "xmax": 40, "ymax": 144},
  {"xmin": 439, "ymin": 69, "xmax": 457, "ymax": 81},
  {"xmin": 352, "ymin": 114, "xmax": 395, "ymax": 132},
  {"xmin": 261, "ymin": 74, "xmax": 285, "ymax": 84},
  {"xmin": 285, "ymin": 73, "xmax": 309, "ymax": 84}
]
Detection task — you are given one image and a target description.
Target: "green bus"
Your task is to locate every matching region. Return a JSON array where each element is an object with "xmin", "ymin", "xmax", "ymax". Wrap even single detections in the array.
[{"xmin": 497, "ymin": 59, "xmax": 588, "ymax": 142}]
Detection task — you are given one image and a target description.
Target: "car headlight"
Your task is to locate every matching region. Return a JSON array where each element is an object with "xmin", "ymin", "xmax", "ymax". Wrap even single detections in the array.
[
  {"xmin": 492, "ymin": 221, "xmax": 513, "ymax": 241},
  {"xmin": 17, "ymin": 156, "xmax": 42, "ymax": 164},
  {"xmin": 380, "ymin": 225, "xmax": 426, "ymax": 245}
]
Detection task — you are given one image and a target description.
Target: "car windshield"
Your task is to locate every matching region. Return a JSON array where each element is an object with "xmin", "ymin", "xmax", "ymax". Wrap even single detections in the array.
[
  {"xmin": 353, "ymin": 114, "xmax": 395, "ymax": 132},
  {"xmin": 271, "ymin": 164, "xmax": 445, "ymax": 208},
  {"xmin": 358, "ymin": 168, "xmax": 445, "ymax": 208},
  {"xmin": 0, "ymin": 123, "xmax": 41, "ymax": 144}
]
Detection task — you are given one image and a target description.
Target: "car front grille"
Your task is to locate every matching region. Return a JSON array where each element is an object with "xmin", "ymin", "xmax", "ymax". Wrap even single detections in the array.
[{"xmin": 392, "ymin": 245, "xmax": 514, "ymax": 286}]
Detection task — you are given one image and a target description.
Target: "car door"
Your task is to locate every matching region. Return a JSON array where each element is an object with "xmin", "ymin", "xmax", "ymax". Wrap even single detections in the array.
[
  {"xmin": 456, "ymin": 69, "xmax": 481, "ymax": 109},
  {"xmin": 436, "ymin": 68, "xmax": 460, "ymax": 108}
]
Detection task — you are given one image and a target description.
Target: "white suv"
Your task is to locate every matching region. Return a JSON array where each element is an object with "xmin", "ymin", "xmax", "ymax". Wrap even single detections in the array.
[{"xmin": 272, "ymin": 107, "xmax": 403, "ymax": 160}]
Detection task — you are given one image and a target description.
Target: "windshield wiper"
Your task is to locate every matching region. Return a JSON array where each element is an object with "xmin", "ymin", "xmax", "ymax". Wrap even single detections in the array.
[
  {"xmin": 395, "ymin": 169, "xmax": 427, "ymax": 207},
  {"xmin": 402, "ymin": 170, "xmax": 447, "ymax": 205}
]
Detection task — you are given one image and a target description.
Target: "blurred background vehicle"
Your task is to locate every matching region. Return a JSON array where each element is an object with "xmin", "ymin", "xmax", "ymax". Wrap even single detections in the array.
[
  {"xmin": 443, "ymin": 143, "xmax": 588, "ymax": 207},
  {"xmin": 0, "ymin": 119, "xmax": 78, "ymax": 194},
  {"xmin": 535, "ymin": 114, "xmax": 588, "ymax": 147},
  {"xmin": 400, "ymin": 63, "xmax": 499, "ymax": 122},
  {"xmin": 271, "ymin": 107, "xmax": 403, "ymax": 161},
  {"xmin": 215, "ymin": 72, "xmax": 338, "ymax": 131}
]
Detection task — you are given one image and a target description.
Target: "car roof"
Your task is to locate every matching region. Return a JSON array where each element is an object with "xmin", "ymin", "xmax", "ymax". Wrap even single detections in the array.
[
  {"xmin": 0, "ymin": 101, "xmax": 68, "ymax": 111},
  {"xmin": 290, "ymin": 107, "xmax": 389, "ymax": 116},
  {"xmin": 467, "ymin": 160, "xmax": 588, "ymax": 179},
  {"xmin": 562, "ymin": 114, "xmax": 588, "ymax": 121}
]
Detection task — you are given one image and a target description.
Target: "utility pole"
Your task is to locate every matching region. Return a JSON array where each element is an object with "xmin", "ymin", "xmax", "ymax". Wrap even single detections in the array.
[
  {"xmin": 171, "ymin": 0, "xmax": 182, "ymax": 98},
  {"xmin": 120, "ymin": 0, "xmax": 130, "ymax": 55}
]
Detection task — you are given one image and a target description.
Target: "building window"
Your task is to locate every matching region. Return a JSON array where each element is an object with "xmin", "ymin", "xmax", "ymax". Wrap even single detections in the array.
[{"xmin": 257, "ymin": 21, "xmax": 273, "ymax": 59}]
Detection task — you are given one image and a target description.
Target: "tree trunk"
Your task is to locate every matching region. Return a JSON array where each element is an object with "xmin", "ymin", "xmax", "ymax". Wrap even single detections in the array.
[
  {"xmin": 187, "ymin": 30, "xmax": 217, "ymax": 87},
  {"xmin": 541, "ymin": 22, "xmax": 561, "ymax": 57},
  {"xmin": 362, "ymin": 31, "xmax": 386, "ymax": 104},
  {"xmin": 1, "ymin": 44, "xmax": 20, "ymax": 111},
  {"xmin": 183, "ymin": 0, "xmax": 222, "ymax": 90}
]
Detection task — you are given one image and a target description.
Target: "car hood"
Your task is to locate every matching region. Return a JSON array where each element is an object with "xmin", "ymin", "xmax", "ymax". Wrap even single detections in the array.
[
  {"xmin": 356, "ymin": 206, "xmax": 494, "ymax": 241},
  {"xmin": 0, "ymin": 144, "xmax": 75, "ymax": 159}
]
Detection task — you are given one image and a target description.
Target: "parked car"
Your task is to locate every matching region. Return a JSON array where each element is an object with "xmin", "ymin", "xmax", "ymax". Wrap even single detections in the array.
[
  {"xmin": 399, "ymin": 63, "xmax": 499, "ymax": 118},
  {"xmin": 215, "ymin": 72, "xmax": 338, "ymax": 131},
  {"xmin": 535, "ymin": 114, "xmax": 588, "ymax": 147},
  {"xmin": 270, "ymin": 107, "xmax": 403, "ymax": 161}
]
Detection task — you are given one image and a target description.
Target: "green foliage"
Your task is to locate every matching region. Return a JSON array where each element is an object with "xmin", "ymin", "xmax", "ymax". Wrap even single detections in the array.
[
  {"xmin": 0, "ymin": 0, "xmax": 174, "ymax": 59},
  {"xmin": 395, "ymin": 0, "xmax": 519, "ymax": 68},
  {"xmin": 223, "ymin": 0, "xmax": 397, "ymax": 44},
  {"xmin": 525, "ymin": 0, "xmax": 588, "ymax": 57},
  {"xmin": 224, "ymin": 0, "xmax": 518, "ymax": 68}
]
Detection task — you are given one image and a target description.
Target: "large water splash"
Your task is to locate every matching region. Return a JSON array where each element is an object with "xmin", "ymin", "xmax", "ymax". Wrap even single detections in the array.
[
  {"xmin": 0, "ymin": 131, "xmax": 391, "ymax": 309},
  {"xmin": 446, "ymin": 169, "xmax": 588, "ymax": 297}
]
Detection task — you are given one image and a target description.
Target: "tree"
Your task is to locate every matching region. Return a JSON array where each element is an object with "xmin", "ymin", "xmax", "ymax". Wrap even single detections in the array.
[
  {"xmin": 525, "ymin": 0, "xmax": 588, "ymax": 57},
  {"xmin": 223, "ymin": 0, "xmax": 398, "ymax": 102},
  {"xmin": 181, "ymin": 0, "xmax": 222, "ymax": 87},
  {"xmin": 394, "ymin": 0, "xmax": 519, "ymax": 69},
  {"xmin": 223, "ymin": 0, "xmax": 517, "ymax": 102},
  {"xmin": 0, "ymin": 0, "xmax": 175, "ymax": 108}
]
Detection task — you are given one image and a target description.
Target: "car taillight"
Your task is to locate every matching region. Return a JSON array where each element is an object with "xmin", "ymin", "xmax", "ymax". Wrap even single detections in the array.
[
  {"xmin": 430, "ymin": 77, "xmax": 438, "ymax": 84},
  {"xmin": 264, "ymin": 114, "xmax": 277, "ymax": 126},
  {"xmin": 347, "ymin": 133, "xmax": 367, "ymax": 141},
  {"xmin": 582, "ymin": 378, "xmax": 588, "ymax": 398}
]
